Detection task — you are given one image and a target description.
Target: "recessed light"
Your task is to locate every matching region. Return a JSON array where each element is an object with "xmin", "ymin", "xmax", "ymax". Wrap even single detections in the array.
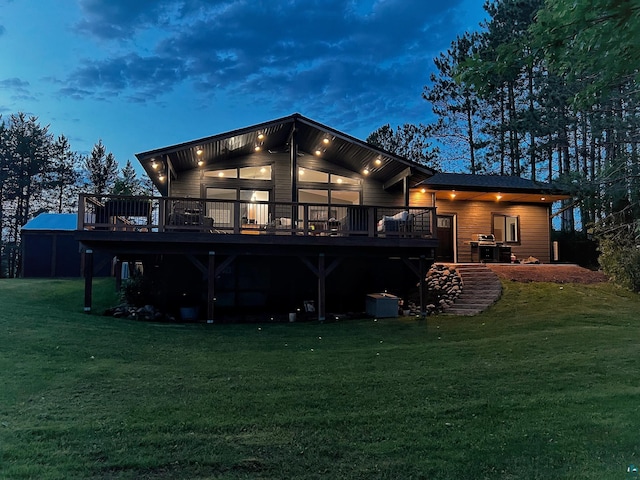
[
  {"xmin": 541, "ymin": 197, "xmax": 546, "ymax": 201},
  {"xmin": 315, "ymin": 149, "xmax": 322, "ymax": 156},
  {"xmin": 196, "ymin": 147, "xmax": 203, "ymax": 156},
  {"xmin": 496, "ymin": 194, "xmax": 502, "ymax": 200},
  {"xmin": 257, "ymin": 133, "xmax": 265, "ymax": 140},
  {"xmin": 218, "ymin": 172, "xmax": 224, "ymax": 177},
  {"xmin": 363, "ymin": 169, "xmax": 370, "ymax": 175},
  {"xmin": 375, "ymin": 158, "xmax": 382, "ymax": 166},
  {"xmin": 323, "ymin": 137, "xmax": 330, "ymax": 145},
  {"xmin": 198, "ymin": 160, "xmax": 204, "ymax": 167},
  {"xmin": 420, "ymin": 188, "xmax": 426, "ymax": 194}
]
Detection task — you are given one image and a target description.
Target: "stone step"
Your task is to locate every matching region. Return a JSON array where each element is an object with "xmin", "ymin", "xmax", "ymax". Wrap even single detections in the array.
[{"xmin": 441, "ymin": 263, "xmax": 502, "ymax": 316}]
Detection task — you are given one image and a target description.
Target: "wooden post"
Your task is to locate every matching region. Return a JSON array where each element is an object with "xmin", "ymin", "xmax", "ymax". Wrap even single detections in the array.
[
  {"xmin": 318, "ymin": 253, "xmax": 326, "ymax": 322},
  {"xmin": 115, "ymin": 258, "xmax": 122, "ymax": 292},
  {"xmin": 207, "ymin": 251, "xmax": 215, "ymax": 323},
  {"xmin": 84, "ymin": 249, "xmax": 93, "ymax": 313},
  {"xmin": 419, "ymin": 255, "xmax": 426, "ymax": 318}
]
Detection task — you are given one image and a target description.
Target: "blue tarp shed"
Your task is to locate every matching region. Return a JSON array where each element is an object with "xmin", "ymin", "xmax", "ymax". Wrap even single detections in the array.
[{"xmin": 21, "ymin": 213, "xmax": 111, "ymax": 277}]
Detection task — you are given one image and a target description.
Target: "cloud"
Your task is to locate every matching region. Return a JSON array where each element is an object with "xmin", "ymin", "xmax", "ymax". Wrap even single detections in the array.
[
  {"xmin": 0, "ymin": 77, "xmax": 37, "ymax": 101},
  {"xmin": 60, "ymin": 53, "xmax": 185, "ymax": 101},
  {"xmin": 67, "ymin": 0, "xmax": 472, "ymax": 130}
]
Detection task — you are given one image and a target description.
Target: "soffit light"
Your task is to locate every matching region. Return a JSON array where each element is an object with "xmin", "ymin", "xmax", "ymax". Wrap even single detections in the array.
[
  {"xmin": 496, "ymin": 194, "xmax": 503, "ymax": 201},
  {"xmin": 257, "ymin": 133, "xmax": 265, "ymax": 140},
  {"xmin": 363, "ymin": 168, "xmax": 370, "ymax": 175},
  {"xmin": 541, "ymin": 196, "xmax": 546, "ymax": 201},
  {"xmin": 375, "ymin": 158, "xmax": 382, "ymax": 166},
  {"xmin": 196, "ymin": 147, "xmax": 203, "ymax": 156},
  {"xmin": 151, "ymin": 160, "xmax": 158, "ymax": 170}
]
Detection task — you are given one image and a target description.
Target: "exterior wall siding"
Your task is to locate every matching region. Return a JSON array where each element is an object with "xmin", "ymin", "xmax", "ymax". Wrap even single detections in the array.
[
  {"xmin": 436, "ymin": 199, "xmax": 551, "ymax": 263},
  {"xmin": 169, "ymin": 152, "xmax": 406, "ymax": 207}
]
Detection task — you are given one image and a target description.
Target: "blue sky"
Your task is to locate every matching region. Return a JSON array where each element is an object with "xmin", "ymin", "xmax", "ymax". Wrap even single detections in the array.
[{"xmin": 0, "ymin": 0, "xmax": 486, "ymax": 171}]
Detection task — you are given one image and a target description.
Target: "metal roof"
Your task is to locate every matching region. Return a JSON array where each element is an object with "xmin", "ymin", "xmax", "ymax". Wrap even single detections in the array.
[
  {"xmin": 22, "ymin": 213, "xmax": 77, "ymax": 231},
  {"xmin": 421, "ymin": 173, "xmax": 568, "ymax": 194},
  {"xmin": 136, "ymin": 113, "xmax": 435, "ymax": 195}
]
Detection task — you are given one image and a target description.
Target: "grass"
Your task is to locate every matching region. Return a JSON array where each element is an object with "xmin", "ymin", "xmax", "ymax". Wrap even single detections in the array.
[{"xmin": 1, "ymin": 278, "xmax": 639, "ymax": 479}]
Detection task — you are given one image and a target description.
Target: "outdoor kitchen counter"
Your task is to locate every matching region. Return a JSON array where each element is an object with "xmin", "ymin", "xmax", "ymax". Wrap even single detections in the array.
[{"xmin": 470, "ymin": 242, "xmax": 512, "ymax": 263}]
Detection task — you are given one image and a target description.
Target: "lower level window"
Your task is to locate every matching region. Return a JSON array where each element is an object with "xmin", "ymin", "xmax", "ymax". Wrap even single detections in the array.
[{"xmin": 493, "ymin": 214, "xmax": 519, "ymax": 243}]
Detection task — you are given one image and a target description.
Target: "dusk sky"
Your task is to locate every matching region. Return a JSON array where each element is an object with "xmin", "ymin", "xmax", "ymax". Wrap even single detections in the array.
[{"xmin": 0, "ymin": 0, "xmax": 486, "ymax": 172}]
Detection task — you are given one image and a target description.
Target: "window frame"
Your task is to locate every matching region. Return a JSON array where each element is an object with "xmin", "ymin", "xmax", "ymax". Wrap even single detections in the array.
[{"xmin": 492, "ymin": 213, "xmax": 521, "ymax": 244}]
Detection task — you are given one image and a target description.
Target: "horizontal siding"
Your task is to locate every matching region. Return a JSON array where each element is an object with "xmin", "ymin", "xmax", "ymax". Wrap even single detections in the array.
[
  {"xmin": 437, "ymin": 199, "xmax": 551, "ymax": 263},
  {"xmin": 170, "ymin": 150, "xmax": 406, "ymax": 207}
]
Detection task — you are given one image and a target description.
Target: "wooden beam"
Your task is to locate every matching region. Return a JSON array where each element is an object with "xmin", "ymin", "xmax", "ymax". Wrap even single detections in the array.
[
  {"xmin": 403, "ymin": 176, "xmax": 410, "ymax": 206},
  {"xmin": 207, "ymin": 251, "xmax": 215, "ymax": 323},
  {"xmin": 291, "ymin": 119, "xmax": 298, "ymax": 204},
  {"xmin": 419, "ymin": 255, "xmax": 426, "ymax": 318},
  {"xmin": 215, "ymin": 255, "xmax": 237, "ymax": 277},
  {"xmin": 187, "ymin": 253, "xmax": 208, "ymax": 276},
  {"xmin": 383, "ymin": 167, "xmax": 412, "ymax": 190},
  {"xmin": 318, "ymin": 253, "xmax": 326, "ymax": 322},
  {"xmin": 83, "ymin": 249, "xmax": 93, "ymax": 313},
  {"xmin": 402, "ymin": 258, "xmax": 420, "ymax": 277}
]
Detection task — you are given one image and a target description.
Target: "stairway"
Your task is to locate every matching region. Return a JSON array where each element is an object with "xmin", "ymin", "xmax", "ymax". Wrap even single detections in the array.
[{"xmin": 442, "ymin": 263, "xmax": 502, "ymax": 316}]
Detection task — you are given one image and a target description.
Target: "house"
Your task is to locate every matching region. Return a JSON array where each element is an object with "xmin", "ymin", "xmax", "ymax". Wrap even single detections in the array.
[
  {"xmin": 21, "ymin": 213, "xmax": 111, "ymax": 278},
  {"xmin": 75, "ymin": 113, "xmax": 569, "ymax": 321},
  {"xmin": 421, "ymin": 173, "xmax": 569, "ymax": 263}
]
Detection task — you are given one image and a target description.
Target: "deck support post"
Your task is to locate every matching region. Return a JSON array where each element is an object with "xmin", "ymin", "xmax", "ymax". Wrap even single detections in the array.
[
  {"xmin": 207, "ymin": 251, "xmax": 215, "ymax": 323},
  {"xmin": 114, "ymin": 258, "xmax": 122, "ymax": 292},
  {"xmin": 318, "ymin": 253, "xmax": 326, "ymax": 322},
  {"xmin": 419, "ymin": 255, "xmax": 426, "ymax": 318},
  {"xmin": 83, "ymin": 249, "xmax": 93, "ymax": 313}
]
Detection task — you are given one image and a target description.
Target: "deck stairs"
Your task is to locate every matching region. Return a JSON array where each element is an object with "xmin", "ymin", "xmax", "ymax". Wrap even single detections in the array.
[{"xmin": 442, "ymin": 263, "xmax": 502, "ymax": 316}]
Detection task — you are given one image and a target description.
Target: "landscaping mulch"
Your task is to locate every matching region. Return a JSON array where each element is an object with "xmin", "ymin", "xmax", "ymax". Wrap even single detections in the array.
[{"xmin": 486, "ymin": 263, "xmax": 609, "ymax": 284}]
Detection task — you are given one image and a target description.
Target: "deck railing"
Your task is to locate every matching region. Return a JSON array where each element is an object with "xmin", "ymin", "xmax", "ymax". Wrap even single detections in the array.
[{"xmin": 78, "ymin": 194, "xmax": 436, "ymax": 239}]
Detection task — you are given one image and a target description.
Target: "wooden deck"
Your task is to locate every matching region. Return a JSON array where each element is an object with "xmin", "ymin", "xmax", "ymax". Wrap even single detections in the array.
[{"xmin": 76, "ymin": 195, "xmax": 439, "ymax": 321}]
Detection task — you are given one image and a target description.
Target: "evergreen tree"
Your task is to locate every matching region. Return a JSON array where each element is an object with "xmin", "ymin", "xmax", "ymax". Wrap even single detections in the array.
[
  {"xmin": 46, "ymin": 135, "xmax": 81, "ymax": 213},
  {"xmin": 112, "ymin": 160, "xmax": 143, "ymax": 196},
  {"xmin": 423, "ymin": 33, "xmax": 486, "ymax": 173},
  {"xmin": 366, "ymin": 123, "xmax": 439, "ymax": 169},
  {"xmin": 84, "ymin": 139, "xmax": 118, "ymax": 196}
]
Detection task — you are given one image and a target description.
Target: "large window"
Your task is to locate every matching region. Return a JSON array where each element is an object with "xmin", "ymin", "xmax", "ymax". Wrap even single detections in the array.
[
  {"xmin": 297, "ymin": 167, "xmax": 361, "ymax": 205},
  {"xmin": 493, "ymin": 214, "xmax": 519, "ymax": 243}
]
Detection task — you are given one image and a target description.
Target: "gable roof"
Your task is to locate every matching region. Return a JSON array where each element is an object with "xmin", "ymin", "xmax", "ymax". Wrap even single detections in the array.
[
  {"xmin": 22, "ymin": 213, "xmax": 77, "ymax": 231},
  {"xmin": 136, "ymin": 113, "xmax": 436, "ymax": 195}
]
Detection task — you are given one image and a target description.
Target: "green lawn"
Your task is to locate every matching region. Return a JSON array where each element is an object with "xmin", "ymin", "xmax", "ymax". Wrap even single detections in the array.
[{"xmin": 1, "ymin": 278, "xmax": 639, "ymax": 479}]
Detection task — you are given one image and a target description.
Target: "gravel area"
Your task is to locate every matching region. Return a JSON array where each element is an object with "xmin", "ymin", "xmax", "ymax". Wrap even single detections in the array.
[{"xmin": 486, "ymin": 263, "xmax": 609, "ymax": 284}]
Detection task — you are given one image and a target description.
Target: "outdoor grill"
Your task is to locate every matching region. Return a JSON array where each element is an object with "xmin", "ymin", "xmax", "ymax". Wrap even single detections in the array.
[
  {"xmin": 472, "ymin": 233, "xmax": 497, "ymax": 246},
  {"xmin": 470, "ymin": 233, "xmax": 511, "ymax": 262}
]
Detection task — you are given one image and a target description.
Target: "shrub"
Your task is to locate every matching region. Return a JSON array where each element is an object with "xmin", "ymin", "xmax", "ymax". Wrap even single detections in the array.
[{"xmin": 598, "ymin": 234, "xmax": 640, "ymax": 292}]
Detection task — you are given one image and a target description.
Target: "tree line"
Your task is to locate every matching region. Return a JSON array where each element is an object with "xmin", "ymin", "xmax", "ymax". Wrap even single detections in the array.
[
  {"xmin": 0, "ymin": 112, "xmax": 152, "ymax": 278},
  {"xmin": 368, "ymin": 0, "xmax": 640, "ymax": 290}
]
